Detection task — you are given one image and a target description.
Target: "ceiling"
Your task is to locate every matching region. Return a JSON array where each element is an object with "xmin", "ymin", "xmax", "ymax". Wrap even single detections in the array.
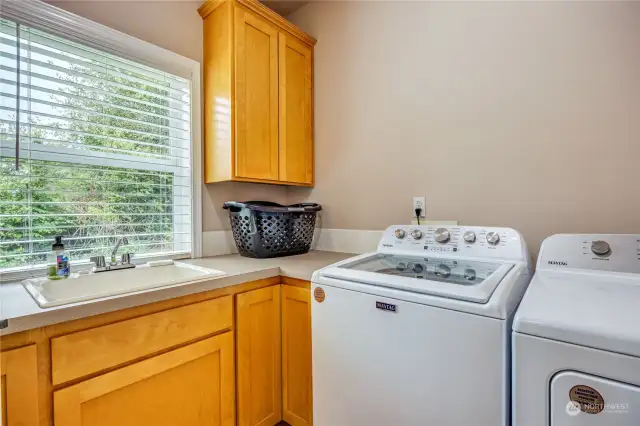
[
  {"xmin": 261, "ymin": 1, "xmax": 308, "ymax": 17},
  {"xmin": 45, "ymin": 0, "xmax": 307, "ymax": 19}
]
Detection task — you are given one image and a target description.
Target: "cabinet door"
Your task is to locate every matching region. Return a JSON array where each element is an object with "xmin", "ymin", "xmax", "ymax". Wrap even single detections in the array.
[
  {"xmin": 281, "ymin": 286, "xmax": 313, "ymax": 426},
  {"xmin": 234, "ymin": 6, "xmax": 279, "ymax": 181},
  {"xmin": 54, "ymin": 333, "xmax": 235, "ymax": 426},
  {"xmin": 1, "ymin": 345, "xmax": 39, "ymax": 426},
  {"xmin": 278, "ymin": 33, "xmax": 313, "ymax": 185},
  {"xmin": 236, "ymin": 285, "xmax": 282, "ymax": 426}
]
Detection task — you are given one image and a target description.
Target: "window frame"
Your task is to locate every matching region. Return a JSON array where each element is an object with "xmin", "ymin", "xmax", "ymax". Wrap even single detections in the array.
[{"xmin": 0, "ymin": 0, "xmax": 202, "ymax": 280}]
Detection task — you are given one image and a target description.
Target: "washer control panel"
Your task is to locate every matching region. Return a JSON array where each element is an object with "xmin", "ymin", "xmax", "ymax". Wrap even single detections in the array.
[
  {"xmin": 380, "ymin": 225, "xmax": 528, "ymax": 262},
  {"xmin": 538, "ymin": 234, "xmax": 640, "ymax": 273}
]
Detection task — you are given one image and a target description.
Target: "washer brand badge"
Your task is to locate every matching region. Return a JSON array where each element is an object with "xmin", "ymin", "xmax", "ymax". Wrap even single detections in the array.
[
  {"xmin": 376, "ymin": 301, "xmax": 396, "ymax": 312},
  {"xmin": 569, "ymin": 385, "xmax": 605, "ymax": 414},
  {"xmin": 382, "ymin": 244, "xmax": 393, "ymax": 248},
  {"xmin": 314, "ymin": 287, "xmax": 326, "ymax": 303},
  {"xmin": 548, "ymin": 260, "xmax": 568, "ymax": 266}
]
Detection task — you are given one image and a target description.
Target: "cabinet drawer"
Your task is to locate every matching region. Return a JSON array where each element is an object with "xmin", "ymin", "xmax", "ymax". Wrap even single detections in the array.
[{"xmin": 52, "ymin": 296, "xmax": 232, "ymax": 385}]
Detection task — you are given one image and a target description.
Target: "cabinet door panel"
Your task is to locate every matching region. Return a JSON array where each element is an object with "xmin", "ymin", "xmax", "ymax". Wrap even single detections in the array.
[
  {"xmin": 236, "ymin": 285, "xmax": 282, "ymax": 426},
  {"xmin": 54, "ymin": 333, "xmax": 235, "ymax": 426},
  {"xmin": 282, "ymin": 286, "xmax": 312, "ymax": 426},
  {"xmin": 235, "ymin": 7, "xmax": 279, "ymax": 181},
  {"xmin": 0, "ymin": 345, "xmax": 39, "ymax": 426},
  {"xmin": 278, "ymin": 33, "xmax": 313, "ymax": 185}
]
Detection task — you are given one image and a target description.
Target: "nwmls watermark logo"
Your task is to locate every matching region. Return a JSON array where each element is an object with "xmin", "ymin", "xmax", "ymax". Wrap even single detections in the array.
[
  {"xmin": 566, "ymin": 400, "xmax": 630, "ymax": 416},
  {"xmin": 566, "ymin": 401, "xmax": 581, "ymax": 416}
]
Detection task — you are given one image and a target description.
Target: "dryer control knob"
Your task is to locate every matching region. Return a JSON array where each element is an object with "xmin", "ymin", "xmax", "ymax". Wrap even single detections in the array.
[
  {"xmin": 434, "ymin": 264, "xmax": 451, "ymax": 278},
  {"xmin": 591, "ymin": 240, "xmax": 611, "ymax": 256},
  {"xmin": 411, "ymin": 230, "xmax": 423, "ymax": 240},
  {"xmin": 434, "ymin": 228, "xmax": 450, "ymax": 244},
  {"xmin": 486, "ymin": 231, "xmax": 500, "ymax": 245},
  {"xmin": 394, "ymin": 229, "xmax": 406, "ymax": 239},
  {"xmin": 463, "ymin": 231, "xmax": 476, "ymax": 244}
]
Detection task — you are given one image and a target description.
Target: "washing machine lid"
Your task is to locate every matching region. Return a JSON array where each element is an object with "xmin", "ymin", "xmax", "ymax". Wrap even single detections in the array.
[
  {"xmin": 318, "ymin": 253, "xmax": 514, "ymax": 303},
  {"xmin": 514, "ymin": 269, "xmax": 640, "ymax": 358}
]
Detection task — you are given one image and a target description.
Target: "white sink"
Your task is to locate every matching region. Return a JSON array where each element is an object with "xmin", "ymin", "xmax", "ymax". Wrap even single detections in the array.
[{"xmin": 22, "ymin": 262, "xmax": 226, "ymax": 308}]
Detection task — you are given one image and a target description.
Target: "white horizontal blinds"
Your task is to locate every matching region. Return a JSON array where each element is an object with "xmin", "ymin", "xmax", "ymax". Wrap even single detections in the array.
[{"xmin": 0, "ymin": 18, "xmax": 192, "ymax": 269}]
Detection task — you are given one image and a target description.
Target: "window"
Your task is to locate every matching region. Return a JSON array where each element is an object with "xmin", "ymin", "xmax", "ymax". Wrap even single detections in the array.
[{"xmin": 0, "ymin": 3, "xmax": 200, "ymax": 275}]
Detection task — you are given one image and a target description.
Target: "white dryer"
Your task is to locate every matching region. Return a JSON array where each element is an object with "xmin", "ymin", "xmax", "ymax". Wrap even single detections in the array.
[
  {"xmin": 513, "ymin": 234, "xmax": 640, "ymax": 426},
  {"xmin": 312, "ymin": 225, "xmax": 532, "ymax": 426}
]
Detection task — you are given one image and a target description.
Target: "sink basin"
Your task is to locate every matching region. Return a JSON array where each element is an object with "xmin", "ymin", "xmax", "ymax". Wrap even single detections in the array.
[{"xmin": 22, "ymin": 262, "xmax": 226, "ymax": 308}]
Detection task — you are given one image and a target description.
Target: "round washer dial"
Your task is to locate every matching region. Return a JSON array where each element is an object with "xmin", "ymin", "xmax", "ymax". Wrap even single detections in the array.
[
  {"xmin": 591, "ymin": 240, "xmax": 611, "ymax": 256},
  {"xmin": 486, "ymin": 231, "xmax": 500, "ymax": 245},
  {"xmin": 463, "ymin": 231, "xmax": 476, "ymax": 244},
  {"xmin": 434, "ymin": 228, "xmax": 450, "ymax": 244}
]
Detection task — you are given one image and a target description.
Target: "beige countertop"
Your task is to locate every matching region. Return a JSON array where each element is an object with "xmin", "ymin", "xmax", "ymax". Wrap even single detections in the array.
[
  {"xmin": 183, "ymin": 251, "xmax": 352, "ymax": 282},
  {"xmin": 0, "ymin": 251, "xmax": 354, "ymax": 336}
]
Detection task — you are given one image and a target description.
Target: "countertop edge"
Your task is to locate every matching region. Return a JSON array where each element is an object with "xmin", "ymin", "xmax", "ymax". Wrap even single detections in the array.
[
  {"xmin": 1, "ymin": 267, "xmax": 280, "ymax": 336},
  {"xmin": 0, "ymin": 251, "xmax": 355, "ymax": 336}
]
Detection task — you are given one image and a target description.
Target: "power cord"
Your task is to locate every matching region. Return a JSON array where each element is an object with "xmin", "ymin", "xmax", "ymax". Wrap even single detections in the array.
[{"xmin": 415, "ymin": 207, "xmax": 422, "ymax": 225}]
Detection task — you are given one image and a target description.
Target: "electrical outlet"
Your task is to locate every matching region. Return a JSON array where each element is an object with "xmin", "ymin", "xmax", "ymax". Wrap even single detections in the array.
[{"xmin": 413, "ymin": 196, "xmax": 426, "ymax": 218}]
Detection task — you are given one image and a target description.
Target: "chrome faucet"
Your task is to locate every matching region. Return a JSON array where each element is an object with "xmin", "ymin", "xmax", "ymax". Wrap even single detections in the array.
[
  {"xmin": 90, "ymin": 237, "xmax": 135, "ymax": 273},
  {"xmin": 111, "ymin": 236, "xmax": 129, "ymax": 264}
]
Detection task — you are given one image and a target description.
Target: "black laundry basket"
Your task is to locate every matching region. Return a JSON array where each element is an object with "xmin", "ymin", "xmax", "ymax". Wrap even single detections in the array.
[{"xmin": 223, "ymin": 201, "xmax": 322, "ymax": 258}]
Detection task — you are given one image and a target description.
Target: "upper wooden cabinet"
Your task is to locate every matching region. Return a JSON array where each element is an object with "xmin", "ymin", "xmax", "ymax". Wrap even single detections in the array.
[
  {"xmin": 278, "ymin": 33, "xmax": 313, "ymax": 184},
  {"xmin": 234, "ymin": 7, "xmax": 279, "ymax": 181},
  {"xmin": 199, "ymin": 0, "xmax": 315, "ymax": 186}
]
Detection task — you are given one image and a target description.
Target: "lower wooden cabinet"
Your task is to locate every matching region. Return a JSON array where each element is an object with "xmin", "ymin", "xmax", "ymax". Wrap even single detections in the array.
[
  {"xmin": 281, "ymin": 286, "xmax": 313, "ymax": 426},
  {"xmin": 53, "ymin": 333, "xmax": 235, "ymax": 426},
  {"xmin": 236, "ymin": 285, "xmax": 282, "ymax": 426},
  {"xmin": 236, "ymin": 284, "xmax": 313, "ymax": 426},
  {"xmin": 1, "ymin": 280, "xmax": 314, "ymax": 426},
  {"xmin": 0, "ymin": 345, "xmax": 39, "ymax": 426}
]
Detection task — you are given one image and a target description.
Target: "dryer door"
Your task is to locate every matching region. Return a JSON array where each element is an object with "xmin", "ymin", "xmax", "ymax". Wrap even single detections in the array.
[{"xmin": 551, "ymin": 371, "xmax": 640, "ymax": 425}]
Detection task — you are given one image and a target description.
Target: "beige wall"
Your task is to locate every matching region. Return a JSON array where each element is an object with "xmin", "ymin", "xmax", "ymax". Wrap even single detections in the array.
[
  {"xmin": 48, "ymin": 1, "xmax": 204, "ymax": 62},
  {"xmin": 44, "ymin": 1, "xmax": 640, "ymax": 252},
  {"xmin": 48, "ymin": 1, "xmax": 288, "ymax": 231},
  {"xmin": 287, "ymin": 1, "xmax": 640, "ymax": 254}
]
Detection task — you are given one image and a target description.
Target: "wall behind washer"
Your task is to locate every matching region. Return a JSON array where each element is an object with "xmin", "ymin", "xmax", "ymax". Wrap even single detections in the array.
[
  {"xmin": 287, "ymin": 0, "xmax": 640, "ymax": 254},
  {"xmin": 47, "ymin": 1, "xmax": 289, "ymax": 232}
]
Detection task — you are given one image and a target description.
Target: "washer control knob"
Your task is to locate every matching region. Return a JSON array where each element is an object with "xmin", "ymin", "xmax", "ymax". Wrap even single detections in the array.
[
  {"xmin": 464, "ymin": 268, "xmax": 476, "ymax": 281},
  {"xmin": 463, "ymin": 231, "xmax": 476, "ymax": 244},
  {"xmin": 411, "ymin": 263, "xmax": 424, "ymax": 274},
  {"xmin": 396, "ymin": 262, "xmax": 407, "ymax": 271},
  {"xmin": 434, "ymin": 228, "xmax": 450, "ymax": 244},
  {"xmin": 434, "ymin": 264, "xmax": 451, "ymax": 278},
  {"xmin": 591, "ymin": 240, "xmax": 611, "ymax": 256},
  {"xmin": 394, "ymin": 229, "xmax": 406, "ymax": 239},
  {"xmin": 486, "ymin": 231, "xmax": 500, "ymax": 245},
  {"xmin": 411, "ymin": 229, "xmax": 423, "ymax": 240}
]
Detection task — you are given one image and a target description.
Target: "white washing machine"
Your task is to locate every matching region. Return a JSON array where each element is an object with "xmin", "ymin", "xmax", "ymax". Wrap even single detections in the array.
[
  {"xmin": 311, "ymin": 225, "xmax": 532, "ymax": 426},
  {"xmin": 513, "ymin": 234, "xmax": 640, "ymax": 426}
]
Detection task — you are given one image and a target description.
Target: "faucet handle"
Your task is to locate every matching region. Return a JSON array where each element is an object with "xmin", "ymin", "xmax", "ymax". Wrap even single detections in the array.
[
  {"xmin": 90, "ymin": 256, "xmax": 106, "ymax": 268},
  {"xmin": 121, "ymin": 253, "xmax": 133, "ymax": 264}
]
